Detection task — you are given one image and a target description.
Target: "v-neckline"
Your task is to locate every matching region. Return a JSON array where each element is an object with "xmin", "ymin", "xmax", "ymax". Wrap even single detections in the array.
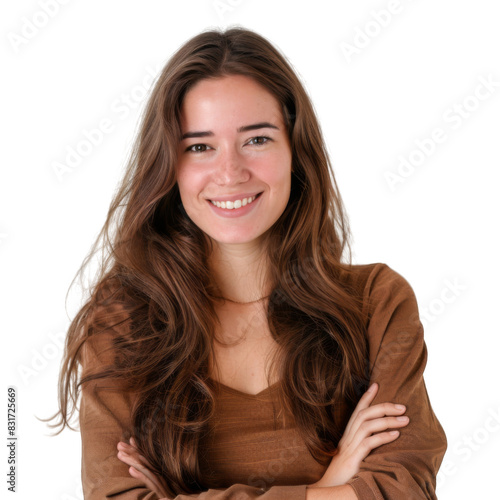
[{"xmin": 208, "ymin": 378, "xmax": 280, "ymax": 398}]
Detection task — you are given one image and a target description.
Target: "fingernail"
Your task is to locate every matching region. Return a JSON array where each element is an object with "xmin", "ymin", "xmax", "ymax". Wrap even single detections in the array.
[
  {"xmin": 368, "ymin": 383, "xmax": 377, "ymax": 392},
  {"xmin": 397, "ymin": 416, "xmax": 409, "ymax": 421},
  {"xmin": 395, "ymin": 404, "xmax": 405, "ymax": 410}
]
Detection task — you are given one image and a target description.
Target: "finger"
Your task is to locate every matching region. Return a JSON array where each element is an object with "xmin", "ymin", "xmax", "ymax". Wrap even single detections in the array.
[
  {"xmin": 359, "ymin": 430, "xmax": 402, "ymax": 455},
  {"xmin": 117, "ymin": 450, "xmax": 153, "ymax": 474},
  {"xmin": 340, "ymin": 403, "xmax": 407, "ymax": 452},
  {"xmin": 128, "ymin": 467, "xmax": 163, "ymax": 495},
  {"xmin": 117, "ymin": 450, "xmax": 138, "ymax": 468},
  {"xmin": 118, "ymin": 452, "xmax": 166, "ymax": 495},
  {"xmin": 118, "ymin": 438, "xmax": 139, "ymax": 451},
  {"xmin": 343, "ymin": 430, "xmax": 402, "ymax": 469},
  {"xmin": 118, "ymin": 441, "xmax": 155, "ymax": 470},
  {"xmin": 343, "ymin": 383, "xmax": 386, "ymax": 441},
  {"xmin": 348, "ymin": 400, "xmax": 406, "ymax": 437},
  {"xmin": 355, "ymin": 402, "xmax": 407, "ymax": 425},
  {"xmin": 343, "ymin": 383, "xmax": 379, "ymax": 436},
  {"xmin": 133, "ymin": 466, "xmax": 168, "ymax": 497},
  {"xmin": 345, "ymin": 415, "xmax": 409, "ymax": 453},
  {"xmin": 356, "ymin": 383, "xmax": 379, "ymax": 410},
  {"xmin": 359, "ymin": 415, "xmax": 410, "ymax": 437},
  {"xmin": 118, "ymin": 440, "xmax": 139, "ymax": 452},
  {"xmin": 117, "ymin": 450, "xmax": 153, "ymax": 473}
]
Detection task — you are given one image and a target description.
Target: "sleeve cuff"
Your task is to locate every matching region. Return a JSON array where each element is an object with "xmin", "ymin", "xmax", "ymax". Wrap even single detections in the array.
[{"xmin": 347, "ymin": 477, "xmax": 376, "ymax": 500}]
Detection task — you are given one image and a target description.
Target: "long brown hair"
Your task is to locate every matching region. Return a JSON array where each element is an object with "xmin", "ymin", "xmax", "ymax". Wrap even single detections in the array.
[{"xmin": 50, "ymin": 27, "xmax": 370, "ymax": 496}]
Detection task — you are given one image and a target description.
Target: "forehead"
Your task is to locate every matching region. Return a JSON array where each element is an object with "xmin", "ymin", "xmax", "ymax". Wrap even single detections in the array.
[{"xmin": 179, "ymin": 74, "xmax": 284, "ymax": 128}]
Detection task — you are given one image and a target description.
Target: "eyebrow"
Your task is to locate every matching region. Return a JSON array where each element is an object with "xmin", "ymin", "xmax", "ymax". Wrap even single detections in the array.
[{"xmin": 181, "ymin": 122, "xmax": 279, "ymax": 140}]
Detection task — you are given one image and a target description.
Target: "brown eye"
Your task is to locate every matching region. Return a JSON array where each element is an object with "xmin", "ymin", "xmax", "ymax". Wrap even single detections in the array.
[
  {"xmin": 248, "ymin": 136, "xmax": 271, "ymax": 146},
  {"xmin": 187, "ymin": 144, "xmax": 209, "ymax": 153}
]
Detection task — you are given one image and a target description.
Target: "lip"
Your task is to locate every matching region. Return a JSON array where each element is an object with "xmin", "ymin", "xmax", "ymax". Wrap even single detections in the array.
[
  {"xmin": 207, "ymin": 192, "xmax": 263, "ymax": 218},
  {"xmin": 207, "ymin": 191, "xmax": 262, "ymax": 202}
]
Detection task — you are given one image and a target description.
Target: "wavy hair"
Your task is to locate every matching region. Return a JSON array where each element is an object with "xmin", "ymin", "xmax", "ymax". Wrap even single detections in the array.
[{"xmin": 50, "ymin": 27, "xmax": 369, "ymax": 496}]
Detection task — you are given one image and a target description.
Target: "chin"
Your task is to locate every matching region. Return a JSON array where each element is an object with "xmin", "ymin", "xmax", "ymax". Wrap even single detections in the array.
[{"xmin": 208, "ymin": 229, "xmax": 265, "ymax": 247}]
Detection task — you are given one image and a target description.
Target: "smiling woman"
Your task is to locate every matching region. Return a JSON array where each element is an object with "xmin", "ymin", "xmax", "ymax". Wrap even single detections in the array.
[{"xmin": 49, "ymin": 27, "xmax": 446, "ymax": 500}]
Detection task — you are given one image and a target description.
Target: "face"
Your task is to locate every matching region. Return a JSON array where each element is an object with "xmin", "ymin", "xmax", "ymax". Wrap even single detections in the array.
[{"xmin": 176, "ymin": 74, "xmax": 292, "ymax": 249}]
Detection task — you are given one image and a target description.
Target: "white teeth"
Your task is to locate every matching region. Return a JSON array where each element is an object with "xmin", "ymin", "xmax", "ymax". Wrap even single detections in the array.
[{"xmin": 210, "ymin": 195, "xmax": 258, "ymax": 209}]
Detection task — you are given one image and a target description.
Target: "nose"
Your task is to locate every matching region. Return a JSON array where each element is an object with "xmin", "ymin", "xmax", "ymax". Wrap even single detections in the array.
[{"xmin": 214, "ymin": 146, "xmax": 250, "ymax": 186}]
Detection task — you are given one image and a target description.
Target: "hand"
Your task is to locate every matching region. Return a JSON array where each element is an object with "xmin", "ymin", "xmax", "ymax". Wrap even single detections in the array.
[
  {"xmin": 311, "ymin": 382, "xmax": 410, "ymax": 488},
  {"xmin": 117, "ymin": 437, "xmax": 171, "ymax": 498}
]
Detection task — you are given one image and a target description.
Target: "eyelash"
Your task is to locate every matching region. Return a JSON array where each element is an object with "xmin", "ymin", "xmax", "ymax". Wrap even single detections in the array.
[{"xmin": 186, "ymin": 136, "xmax": 272, "ymax": 154}]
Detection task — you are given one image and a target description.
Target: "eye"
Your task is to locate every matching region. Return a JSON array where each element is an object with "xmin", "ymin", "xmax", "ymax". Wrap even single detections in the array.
[
  {"xmin": 248, "ymin": 136, "xmax": 271, "ymax": 146},
  {"xmin": 186, "ymin": 144, "xmax": 211, "ymax": 153}
]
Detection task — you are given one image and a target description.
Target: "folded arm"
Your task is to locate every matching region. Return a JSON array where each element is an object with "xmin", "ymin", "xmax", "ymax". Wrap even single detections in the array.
[{"xmin": 345, "ymin": 264, "xmax": 447, "ymax": 499}]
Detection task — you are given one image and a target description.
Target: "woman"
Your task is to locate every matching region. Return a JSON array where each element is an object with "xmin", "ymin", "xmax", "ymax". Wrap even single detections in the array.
[{"xmin": 52, "ymin": 27, "xmax": 447, "ymax": 499}]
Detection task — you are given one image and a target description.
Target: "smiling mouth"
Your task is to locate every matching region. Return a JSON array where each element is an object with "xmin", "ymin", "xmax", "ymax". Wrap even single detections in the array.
[{"xmin": 209, "ymin": 192, "xmax": 263, "ymax": 209}]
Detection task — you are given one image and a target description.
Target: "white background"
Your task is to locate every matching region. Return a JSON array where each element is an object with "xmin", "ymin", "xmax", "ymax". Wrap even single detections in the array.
[{"xmin": 1, "ymin": 0, "xmax": 499, "ymax": 498}]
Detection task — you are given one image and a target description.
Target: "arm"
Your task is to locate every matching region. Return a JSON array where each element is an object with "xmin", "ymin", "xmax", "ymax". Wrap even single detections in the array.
[
  {"xmin": 344, "ymin": 264, "xmax": 447, "ymax": 500},
  {"xmin": 80, "ymin": 318, "xmax": 334, "ymax": 500},
  {"xmin": 175, "ymin": 485, "xmax": 357, "ymax": 500},
  {"xmin": 164, "ymin": 484, "xmax": 357, "ymax": 499},
  {"xmin": 306, "ymin": 485, "xmax": 356, "ymax": 500},
  {"xmin": 117, "ymin": 432, "xmax": 361, "ymax": 500},
  {"xmin": 80, "ymin": 330, "xmax": 161, "ymax": 499}
]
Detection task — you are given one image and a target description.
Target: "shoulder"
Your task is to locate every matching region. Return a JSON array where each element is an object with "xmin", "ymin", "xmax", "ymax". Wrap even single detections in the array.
[
  {"xmin": 339, "ymin": 262, "xmax": 420, "ymax": 324},
  {"xmin": 341, "ymin": 261, "xmax": 415, "ymax": 295},
  {"xmin": 362, "ymin": 262, "xmax": 417, "ymax": 310},
  {"xmin": 349, "ymin": 263, "xmax": 424, "ymax": 363}
]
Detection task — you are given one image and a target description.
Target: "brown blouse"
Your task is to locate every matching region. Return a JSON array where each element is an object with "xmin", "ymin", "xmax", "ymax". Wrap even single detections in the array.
[{"xmin": 79, "ymin": 263, "xmax": 447, "ymax": 499}]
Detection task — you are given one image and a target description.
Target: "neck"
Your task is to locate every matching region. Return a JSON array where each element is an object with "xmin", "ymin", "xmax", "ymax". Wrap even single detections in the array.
[{"xmin": 208, "ymin": 239, "xmax": 271, "ymax": 303}]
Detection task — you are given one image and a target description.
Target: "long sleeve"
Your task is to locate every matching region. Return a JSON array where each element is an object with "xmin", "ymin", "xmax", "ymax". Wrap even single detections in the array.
[
  {"xmin": 80, "ymin": 325, "xmax": 161, "ymax": 499},
  {"xmin": 79, "ymin": 317, "xmax": 309, "ymax": 500},
  {"xmin": 346, "ymin": 263, "xmax": 447, "ymax": 499}
]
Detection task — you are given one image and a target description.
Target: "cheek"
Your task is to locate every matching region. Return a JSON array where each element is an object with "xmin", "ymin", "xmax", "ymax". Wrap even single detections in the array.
[
  {"xmin": 263, "ymin": 153, "xmax": 292, "ymax": 191},
  {"xmin": 177, "ymin": 166, "xmax": 204, "ymax": 201}
]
